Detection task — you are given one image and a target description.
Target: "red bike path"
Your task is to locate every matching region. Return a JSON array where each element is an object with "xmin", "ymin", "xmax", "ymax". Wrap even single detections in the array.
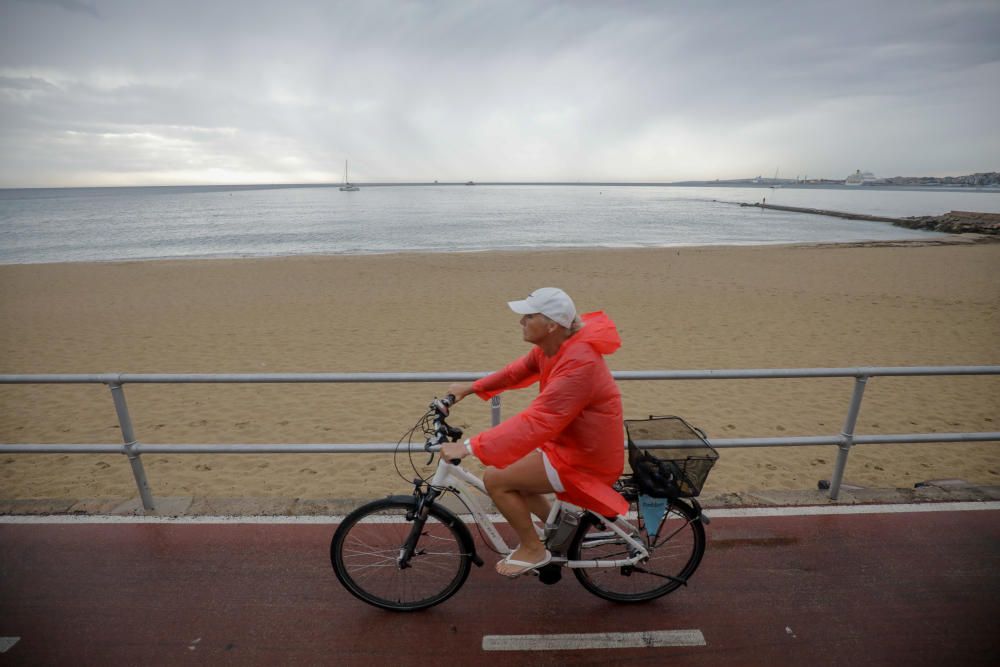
[{"xmin": 1, "ymin": 506, "xmax": 997, "ymax": 666}]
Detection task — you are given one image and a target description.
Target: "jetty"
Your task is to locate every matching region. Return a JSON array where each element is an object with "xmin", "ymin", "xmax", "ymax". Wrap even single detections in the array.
[{"xmin": 738, "ymin": 202, "xmax": 1000, "ymax": 235}]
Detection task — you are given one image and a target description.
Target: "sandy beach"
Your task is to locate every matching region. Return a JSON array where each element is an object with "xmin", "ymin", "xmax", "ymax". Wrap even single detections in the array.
[{"xmin": 1, "ymin": 240, "xmax": 998, "ymax": 507}]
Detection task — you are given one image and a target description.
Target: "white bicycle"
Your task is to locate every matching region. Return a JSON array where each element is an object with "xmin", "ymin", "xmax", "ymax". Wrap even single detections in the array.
[{"xmin": 330, "ymin": 396, "xmax": 713, "ymax": 611}]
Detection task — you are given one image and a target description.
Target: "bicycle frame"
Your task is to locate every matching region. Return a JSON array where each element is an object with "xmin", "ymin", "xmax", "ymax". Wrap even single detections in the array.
[{"xmin": 428, "ymin": 458, "xmax": 651, "ymax": 569}]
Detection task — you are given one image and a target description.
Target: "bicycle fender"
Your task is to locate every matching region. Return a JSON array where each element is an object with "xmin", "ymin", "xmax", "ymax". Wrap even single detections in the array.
[
  {"xmin": 689, "ymin": 498, "xmax": 710, "ymax": 525},
  {"xmin": 386, "ymin": 495, "xmax": 484, "ymax": 567}
]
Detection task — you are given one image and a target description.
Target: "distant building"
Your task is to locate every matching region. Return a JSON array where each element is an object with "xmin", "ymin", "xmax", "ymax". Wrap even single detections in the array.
[{"xmin": 845, "ymin": 169, "xmax": 878, "ymax": 186}]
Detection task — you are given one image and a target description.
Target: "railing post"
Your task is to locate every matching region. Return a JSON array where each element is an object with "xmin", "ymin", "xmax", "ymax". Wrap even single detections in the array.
[
  {"xmin": 829, "ymin": 376, "xmax": 869, "ymax": 500},
  {"xmin": 491, "ymin": 395, "xmax": 502, "ymax": 427},
  {"xmin": 108, "ymin": 382, "xmax": 155, "ymax": 511}
]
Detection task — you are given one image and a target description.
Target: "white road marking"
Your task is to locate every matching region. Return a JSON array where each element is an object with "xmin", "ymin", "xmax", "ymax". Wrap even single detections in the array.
[
  {"xmin": 483, "ymin": 629, "xmax": 706, "ymax": 651},
  {"xmin": 0, "ymin": 637, "xmax": 20, "ymax": 653},
  {"xmin": 704, "ymin": 501, "xmax": 1000, "ymax": 518},
  {"xmin": 0, "ymin": 500, "xmax": 996, "ymax": 524}
]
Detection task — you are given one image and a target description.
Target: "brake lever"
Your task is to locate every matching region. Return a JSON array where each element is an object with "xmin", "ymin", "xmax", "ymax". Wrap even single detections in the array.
[
  {"xmin": 428, "ymin": 428, "xmax": 465, "ymax": 466},
  {"xmin": 425, "ymin": 429, "xmax": 444, "ymax": 465},
  {"xmin": 430, "ymin": 393, "xmax": 456, "ymax": 417},
  {"xmin": 427, "ymin": 395, "xmax": 462, "ymax": 465}
]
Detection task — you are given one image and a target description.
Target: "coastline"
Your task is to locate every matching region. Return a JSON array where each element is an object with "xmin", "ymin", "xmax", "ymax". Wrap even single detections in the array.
[
  {"xmin": 2, "ymin": 240, "xmax": 998, "ymax": 508},
  {"xmin": 0, "ymin": 231, "xmax": 993, "ymax": 269}
]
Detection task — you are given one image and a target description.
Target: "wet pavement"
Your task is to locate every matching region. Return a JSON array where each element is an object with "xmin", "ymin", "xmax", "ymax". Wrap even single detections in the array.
[{"xmin": 1, "ymin": 503, "xmax": 998, "ymax": 666}]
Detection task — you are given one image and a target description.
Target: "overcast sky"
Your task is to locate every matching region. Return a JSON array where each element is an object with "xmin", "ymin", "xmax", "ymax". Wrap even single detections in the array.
[{"xmin": 1, "ymin": 0, "xmax": 998, "ymax": 187}]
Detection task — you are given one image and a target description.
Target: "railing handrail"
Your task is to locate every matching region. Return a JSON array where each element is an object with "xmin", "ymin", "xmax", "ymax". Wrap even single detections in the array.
[
  {"xmin": 2, "ymin": 365, "xmax": 998, "ymax": 510},
  {"xmin": 6, "ymin": 432, "xmax": 1000, "ymax": 455},
  {"xmin": 2, "ymin": 365, "xmax": 999, "ymax": 384}
]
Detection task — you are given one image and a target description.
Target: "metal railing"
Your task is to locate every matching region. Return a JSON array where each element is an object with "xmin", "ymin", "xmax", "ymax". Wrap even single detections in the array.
[{"xmin": 2, "ymin": 366, "xmax": 998, "ymax": 509}]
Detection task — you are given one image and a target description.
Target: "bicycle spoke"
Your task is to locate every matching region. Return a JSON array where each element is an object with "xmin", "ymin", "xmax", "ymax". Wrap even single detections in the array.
[
  {"xmin": 332, "ymin": 499, "xmax": 472, "ymax": 611},
  {"xmin": 571, "ymin": 500, "xmax": 705, "ymax": 602}
]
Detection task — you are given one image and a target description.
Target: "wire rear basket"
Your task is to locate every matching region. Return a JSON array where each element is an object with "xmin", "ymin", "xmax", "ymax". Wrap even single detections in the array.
[{"xmin": 625, "ymin": 416, "xmax": 718, "ymax": 498}]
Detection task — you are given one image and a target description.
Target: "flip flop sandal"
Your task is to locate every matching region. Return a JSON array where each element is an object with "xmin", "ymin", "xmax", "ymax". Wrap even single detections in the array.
[{"xmin": 495, "ymin": 550, "xmax": 553, "ymax": 579}]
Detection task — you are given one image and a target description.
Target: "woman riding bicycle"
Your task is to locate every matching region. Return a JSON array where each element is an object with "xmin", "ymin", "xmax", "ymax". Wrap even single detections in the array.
[{"xmin": 440, "ymin": 287, "xmax": 628, "ymax": 578}]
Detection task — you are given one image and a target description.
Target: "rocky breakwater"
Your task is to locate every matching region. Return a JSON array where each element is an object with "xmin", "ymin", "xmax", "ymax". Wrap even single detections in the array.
[
  {"xmin": 739, "ymin": 201, "xmax": 1000, "ymax": 237},
  {"xmin": 895, "ymin": 211, "xmax": 1000, "ymax": 235}
]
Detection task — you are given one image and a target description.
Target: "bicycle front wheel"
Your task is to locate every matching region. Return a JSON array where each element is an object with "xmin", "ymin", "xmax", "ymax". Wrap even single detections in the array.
[
  {"xmin": 331, "ymin": 498, "xmax": 472, "ymax": 611},
  {"xmin": 570, "ymin": 498, "xmax": 705, "ymax": 602}
]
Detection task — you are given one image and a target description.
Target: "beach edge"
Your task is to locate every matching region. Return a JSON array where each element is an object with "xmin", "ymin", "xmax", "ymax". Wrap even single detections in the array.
[{"xmin": 3, "ymin": 483, "xmax": 999, "ymax": 518}]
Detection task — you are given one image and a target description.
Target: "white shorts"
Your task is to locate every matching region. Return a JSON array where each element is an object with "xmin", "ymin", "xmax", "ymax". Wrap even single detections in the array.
[{"xmin": 540, "ymin": 450, "xmax": 565, "ymax": 493}]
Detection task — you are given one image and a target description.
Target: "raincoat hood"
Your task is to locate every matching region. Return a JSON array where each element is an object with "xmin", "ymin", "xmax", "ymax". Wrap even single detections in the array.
[{"xmin": 568, "ymin": 311, "xmax": 621, "ymax": 357}]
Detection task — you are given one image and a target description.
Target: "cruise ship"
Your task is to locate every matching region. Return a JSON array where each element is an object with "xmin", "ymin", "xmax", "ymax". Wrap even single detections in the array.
[{"xmin": 845, "ymin": 169, "xmax": 878, "ymax": 186}]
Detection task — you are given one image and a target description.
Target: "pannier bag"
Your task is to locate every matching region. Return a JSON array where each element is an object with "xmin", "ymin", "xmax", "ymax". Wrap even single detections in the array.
[{"xmin": 625, "ymin": 416, "xmax": 718, "ymax": 498}]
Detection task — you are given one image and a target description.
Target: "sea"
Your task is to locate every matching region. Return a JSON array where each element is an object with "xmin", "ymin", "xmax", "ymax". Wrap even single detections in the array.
[{"xmin": 0, "ymin": 183, "xmax": 998, "ymax": 265}]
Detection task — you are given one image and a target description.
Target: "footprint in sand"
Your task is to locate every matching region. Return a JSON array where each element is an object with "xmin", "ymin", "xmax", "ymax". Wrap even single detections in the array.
[
  {"xmin": 300, "ymin": 468, "xmax": 317, "ymax": 475},
  {"xmin": 95, "ymin": 461, "xmax": 110, "ymax": 469},
  {"xmin": 195, "ymin": 464, "xmax": 212, "ymax": 471}
]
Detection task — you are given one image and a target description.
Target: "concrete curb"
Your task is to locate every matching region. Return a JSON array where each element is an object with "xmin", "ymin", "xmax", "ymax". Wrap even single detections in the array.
[{"xmin": 2, "ymin": 482, "xmax": 998, "ymax": 517}]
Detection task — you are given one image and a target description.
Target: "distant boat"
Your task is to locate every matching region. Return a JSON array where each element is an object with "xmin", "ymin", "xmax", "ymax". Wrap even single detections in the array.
[
  {"xmin": 465, "ymin": 181, "xmax": 475, "ymax": 186},
  {"xmin": 339, "ymin": 161, "xmax": 359, "ymax": 191},
  {"xmin": 845, "ymin": 169, "xmax": 878, "ymax": 186}
]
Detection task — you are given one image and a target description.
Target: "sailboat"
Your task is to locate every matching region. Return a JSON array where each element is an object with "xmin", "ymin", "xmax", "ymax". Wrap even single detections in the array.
[{"xmin": 339, "ymin": 160, "xmax": 360, "ymax": 191}]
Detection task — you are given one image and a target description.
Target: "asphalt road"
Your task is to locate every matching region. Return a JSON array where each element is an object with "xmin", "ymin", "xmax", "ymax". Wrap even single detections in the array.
[{"xmin": 1, "ymin": 504, "xmax": 998, "ymax": 666}]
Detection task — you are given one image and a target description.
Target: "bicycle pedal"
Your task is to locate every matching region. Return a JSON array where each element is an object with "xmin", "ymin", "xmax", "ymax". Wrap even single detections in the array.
[{"xmin": 537, "ymin": 563, "xmax": 562, "ymax": 585}]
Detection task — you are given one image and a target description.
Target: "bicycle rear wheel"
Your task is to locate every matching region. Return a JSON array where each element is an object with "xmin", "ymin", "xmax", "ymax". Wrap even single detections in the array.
[
  {"xmin": 570, "ymin": 498, "xmax": 705, "ymax": 602},
  {"xmin": 331, "ymin": 497, "xmax": 472, "ymax": 611}
]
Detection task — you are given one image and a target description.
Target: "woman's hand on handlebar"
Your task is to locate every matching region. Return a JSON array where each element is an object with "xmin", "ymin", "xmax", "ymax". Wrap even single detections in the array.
[
  {"xmin": 439, "ymin": 440, "xmax": 470, "ymax": 463},
  {"xmin": 446, "ymin": 382, "xmax": 476, "ymax": 403}
]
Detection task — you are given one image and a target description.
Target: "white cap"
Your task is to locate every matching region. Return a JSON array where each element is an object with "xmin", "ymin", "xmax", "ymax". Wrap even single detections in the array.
[{"xmin": 507, "ymin": 287, "xmax": 577, "ymax": 328}]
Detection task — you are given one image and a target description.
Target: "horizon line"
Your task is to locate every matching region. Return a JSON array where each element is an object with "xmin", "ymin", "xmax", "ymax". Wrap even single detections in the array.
[{"xmin": 3, "ymin": 177, "xmax": 998, "ymax": 192}]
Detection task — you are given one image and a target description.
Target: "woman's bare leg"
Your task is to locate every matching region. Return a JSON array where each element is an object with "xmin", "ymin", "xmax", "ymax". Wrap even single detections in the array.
[
  {"xmin": 483, "ymin": 451, "xmax": 554, "ymax": 575},
  {"xmin": 525, "ymin": 493, "xmax": 552, "ymax": 523}
]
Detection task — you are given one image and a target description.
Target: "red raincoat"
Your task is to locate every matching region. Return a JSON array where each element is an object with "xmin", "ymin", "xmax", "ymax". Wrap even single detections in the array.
[{"xmin": 469, "ymin": 311, "xmax": 629, "ymax": 517}]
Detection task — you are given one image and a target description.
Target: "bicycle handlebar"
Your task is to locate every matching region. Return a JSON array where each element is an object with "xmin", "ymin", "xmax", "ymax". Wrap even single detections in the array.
[
  {"xmin": 431, "ymin": 394, "xmax": 455, "ymax": 417},
  {"xmin": 426, "ymin": 394, "xmax": 464, "ymax": 464}
]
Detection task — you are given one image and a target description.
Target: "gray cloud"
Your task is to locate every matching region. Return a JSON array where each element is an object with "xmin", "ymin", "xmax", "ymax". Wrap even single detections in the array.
[
  {"xmin": 11, "ymin": 0, "xmax": 99, "ymax": 18},
  {"xmin": 1, "ymin": 0, "xmax": 998, "ymax": 186}
]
